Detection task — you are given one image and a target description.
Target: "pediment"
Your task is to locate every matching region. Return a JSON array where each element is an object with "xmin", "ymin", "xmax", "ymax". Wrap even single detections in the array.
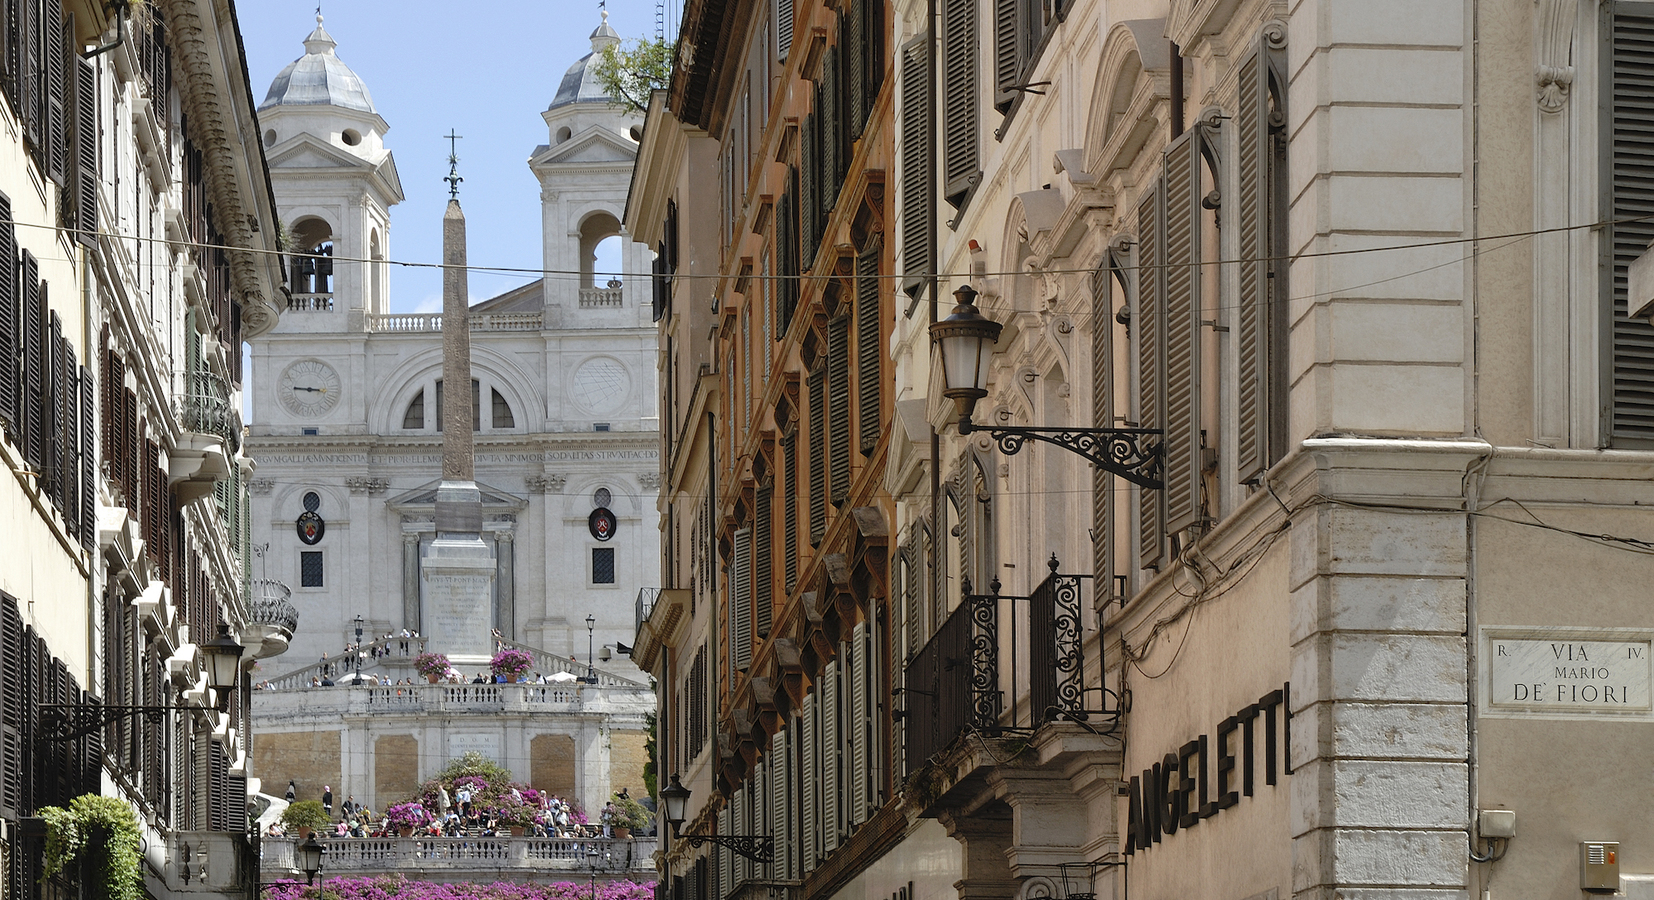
[
  {"xmin": 267, "ymin": 135, "xmax": 375, "ymax": 170},
  {"xmin": 386, "ymin": 478, "xmax": 527, "ymax": 513},
  {"xmin": 533, "ymin": 129, "xmax": 638, "ymax": 166}
]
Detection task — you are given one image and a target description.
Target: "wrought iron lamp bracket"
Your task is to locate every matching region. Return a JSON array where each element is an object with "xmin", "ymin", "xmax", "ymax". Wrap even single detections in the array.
[
  {"xmin": 958, "ymin": 418, "xmax": 1163, "ymax": 489},
  {"xmin": 37, "ymin": 704, "xmax": 192, "ymax": 743},
  {"xmin": 679, "ymin": 833, "xmax": 776, "ymax": 864}
]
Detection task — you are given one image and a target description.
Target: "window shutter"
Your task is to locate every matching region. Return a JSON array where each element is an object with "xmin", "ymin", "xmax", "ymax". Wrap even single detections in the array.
[
  {"xmin": 782, "ymin": 429, "xmax": 798, "ymax": 591},
  {"xmin": 993, "ymin": 0, "xmax": 1018, "ymax": 111},
  {"xmin": 732, "ymin": 526, "xmax": 753, "ymax": 670},
  {"xmin": 47, "ymin": 315, "xmax": 64, "ymax": 504},
  {"xmin": 0, "ymin": 598, "xmax": 20, "ymax": 819},
  {"xmin": 861, "ymin": 0, "xmax": 885, "ymax": 122},
  {"xmin": 0, "ymin": 191, "xmax": 13, "ymax": 439},
  {"xmin": 800, "ymin": 697, "xmax": 816, "ymax": 868},
  {"xmin": 778, "ymin": 179, "xmax": 799, "ymax": 333},
  {"xmin": 776, "ymin": 0, "xmax": 793, "ymax": 59},
  {"xmin": 1162, "ymin": 130, "xmax": 1203, "ymax": 534},
  {"xmin": 801, "ymin": 115, "xmax": 820, "ymax": 271},
  {"xmin": 1608, "ymin": 3, "xmax": 1654, "ymax": 441},
  {"xmin": 21, "ymin": 252, "xmax": 42, "ymax": 469},
  {"xmin": 808, "ymin": 363, "xmax": 826, "ymax": 544},
  {"xmin": 1090, "ymin": 261, "xmax": 1115, "ymax": 596},
  {"xmin": 900, "ymin": 37, "xmax": 933, "ymax": 294},
  {"xmin": 756, "ymin": 485, "xmax": 773, "ymax": 637},
  {"xmin": 44, "ymin": 0, "xmax": 64, "ymax": 186},
  {"xmin": 771, "ymin": 725, "xmax": 791, "ymax": 878},
  {"xmin": 941, "ymin": 0, "xmax": 978, "ymax": 209},
  {"xmin": 1236, "ymin": 48, "xmax": 1268, "ymax": 482},
  {"xmin": 819, "ymin": 49, "xmax": 842, "ymax": 218},
  {"xmin": 820, "ymin": 660, "xmax": 840, "ymax": 851},
  {"xmin": 846, "ymin": 0, "xmax": 866, "ymax": 140},
  {"xmin": 829, "ymin": 312, "xmax": 851, "ymax": 502},
  {"xmin": 743, "ymin": 309, "xmax": 752, "ymax": 427},
  {"xmin": 122, "ymin": 388, "xmax": 137, "ymax": 514},
  {"xmin": 1136, "ymin": 185, "xmax": 1165, "ymax": 570},
  {"xmin": 18, "ymin": 0, "xmax": 37, "ymax": 152},
  {"xmin": 856, "ymin": 236, "xmax": 882, "ymax": 454},
  {"xmin": 849, "ymin": 621, "xmax": 868, "ymax": 824}
]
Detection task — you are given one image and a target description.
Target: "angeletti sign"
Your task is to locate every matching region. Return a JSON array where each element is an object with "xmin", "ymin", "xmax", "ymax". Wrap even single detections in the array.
[
  {"xmin": 1126, "ymin": 683, "xmax": 1291, "ymax": 854},
  {"xmin": 1488, "ymin": 638, "xmax": 1653, "ymax": 711}
]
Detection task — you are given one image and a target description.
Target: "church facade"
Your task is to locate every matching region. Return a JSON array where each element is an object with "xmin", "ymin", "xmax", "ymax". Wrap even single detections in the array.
[{"xmin": 247, "ymin": 16, "xmax": 658, "ymax": 814}]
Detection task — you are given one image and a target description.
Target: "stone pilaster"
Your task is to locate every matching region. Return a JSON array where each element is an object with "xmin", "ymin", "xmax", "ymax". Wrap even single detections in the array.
[
  {"xmin": 940, "ymin": 808, "xmax": 1021, "ymax": 900},
  {"xmin": 403, "ymin": 532, "xmax": 421, "ymax": 633},
  {"xmin": 496, "ymin": 530, "xmax": 515, "ymax": 640}
]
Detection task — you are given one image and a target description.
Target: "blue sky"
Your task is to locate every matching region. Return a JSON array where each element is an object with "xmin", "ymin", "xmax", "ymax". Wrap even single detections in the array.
[{"xmin": 235, "ymin": 0, "xmax": 672, "ymax": 313}]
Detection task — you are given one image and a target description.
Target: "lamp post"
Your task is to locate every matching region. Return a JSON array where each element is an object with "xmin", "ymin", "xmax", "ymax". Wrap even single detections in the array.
[
  {"xmin": 40, "ymin": 625, "xmax": 245, "ymax": 740},
  {"xmin": 930, "ymin": 284, "xmax": 1164, "ymax": 488},
  {"xmin": 587, "ymin": 841, "xmax": 611, "ymax": 900},
  {"xmin": 583, "ymin": 614, "xmax": 597, "ymax": 684},
  {"xmin": 296, "ymin": 832, "xmax": 325, "ymax": 885},
  {"xmin": 658, "ymin": 773, "xmax": 774, "ymax": 864},
  {"xmin": 353, "ymin": 615, "xmax": 364, "ymax": 676}
]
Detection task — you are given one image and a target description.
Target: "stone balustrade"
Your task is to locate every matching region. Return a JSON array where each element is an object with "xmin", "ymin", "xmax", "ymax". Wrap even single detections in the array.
[
  {"xmin": 252, "ymin": 681, "xmax": 624, "ymax": 715},
  {"xmin": 259, "ymin": 834, "xmax": 657, "ymax": 882},
  {"xmin": 365, "ymin": 311, "xmax": 544, "ymax": 333},
  {"xmin": 578, "ymin": 287, "xmax": 624, "ymax": 308}
]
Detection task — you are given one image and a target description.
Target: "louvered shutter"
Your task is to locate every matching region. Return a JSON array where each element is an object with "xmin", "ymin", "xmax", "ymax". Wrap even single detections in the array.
[
  {"xmin": 846, "ymin": 0, "xmax": 866, "ymax": 140},
  {"xmin": 782, "ymin": 430, "xmax": 798, "ymax": 591},
  {"xmin": 993, "ymin": 0, "xmax": 1018, "ymax": 111},
  {"xmin": 808, "ymin": 364, "xmax": 826, "ymax": 543},
  {"xmin": 801, "ymin": 115, "xmax": 820, "ymax": 270},
  {"xmin": 1136, "ymin": 185, "xmax": 1165, "ymax": 569},
  {"xmin": 2, "ymin": 0, "xmax": 18, "ymax": 115},
  {"xmin": 771, "ymin": 725, "xmax": 790, "ymax": 878},
  {"xmin": 756, "ymin": 486, "xmax": 773, "ymax": 637},
  {"xmin": 776, "ymin": 0, "xmax": 793, "ymax": 59},
  {"xmin": 941, "ymin": 0, "xmax": 978, "ymax": 208},
  {"xmin": 21, "ymin": 252, "xmax": 41, "ymax": 470},
  {"xmin": 900, "ymin": 36, "xmax": 933, "ymax": 294},
  {"xmin": 861, "ymin": 0, "xmax": 885, "ymax": 119},
  {"xmin": 1608, "ymin": 3, "xmax": 1654, "ymax": 441},
  {"xmin": 857, "ymin": 237, "xmax": 882, "ymax": 454},
  {"xmin": 849, "ymin": 622, "xmax": 867, "ymax": 824},
  {"xmin": 1090, "ymin": 263, "xmax": 1115, "ymax": 590},
  {"xmin": 742, "ymin": 309, "xmax": 752, "ymax": 427},
  {"xmin": 829, "ymin": 313, "xmax": 850, "ymax": 502},
  {"xmin": 1236, "ymin": 48, "xmax": 1270, "ymax": 482},
  {"xmin": 819, "ymin": 51, "xmax": 841, "ymax": 219},
  {"xmin": 121, "ymin": 388, "xmax": 137, "ymax": 509},
  {"xmin": 18, "ymin": 0, "xmax": 36, "ymax": 152},
  {"xmin": 0, "ymin": 598, "xmax": 20, "ymax": 819},
  {"xmin": 43, "ymin": 0, "xmax": 64, "ymax": 186},
  {"xmin": 0, "ymin": 191, "xmax": 14, "ymax": 436},
  {"xmin": 821, "ymin": 659, "xmax": 840, "ymax": 851},
  {"xmin": 1163, "ymin": 131, "xmax": 1203, "ymax": 533},
  {"xmin": 47, "ymin": 316, "xmax": 64, "ymax": 505},
  {"xmin": 778, "ymin": 180, "xmax": 799, "ymax": 333},
  {"xmin": 719, "ymin": 805, "xmax": 733, "ymax": 897},
  {"xmin": 71, "ymin": 51, "xmax": 94, "ymax": 245},
  {"xmin": 78, "ymin": 367, "xmax": 92, "ymax": 547},
  {"xmin": 800, "ymin": 697, "xmax": 816, "ymax": 868},
  {"xmin": 732, "ymin": 527, "xmax": 753, "ymax": 670}
]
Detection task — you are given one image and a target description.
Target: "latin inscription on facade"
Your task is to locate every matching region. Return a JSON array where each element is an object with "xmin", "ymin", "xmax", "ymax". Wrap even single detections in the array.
[
  {"xmin": 448, "ymin": 732, "xmax": 502, "ymax": 763},
  {"xmin": 1487, "ymin": 638, "xmax": 1652, "ymax": 711}
]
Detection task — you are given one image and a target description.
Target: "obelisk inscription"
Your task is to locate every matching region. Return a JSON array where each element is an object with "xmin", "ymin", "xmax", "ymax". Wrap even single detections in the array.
[{"xmin": 422, "ymin": 185, "xmax": 494, "ymax": 660}]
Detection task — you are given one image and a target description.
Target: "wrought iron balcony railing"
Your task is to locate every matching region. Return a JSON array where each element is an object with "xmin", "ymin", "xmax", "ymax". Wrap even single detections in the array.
[
  {"xmin": 635, "ymin": 587, "xmax": 660, "ymax": 638},
  {"xmin": 175, "ymin": 370, "xmax": 240, "ymax": 453},
  {"xmin": 247, "ymin": 579, "xmax": 299, "ymax": 636}
]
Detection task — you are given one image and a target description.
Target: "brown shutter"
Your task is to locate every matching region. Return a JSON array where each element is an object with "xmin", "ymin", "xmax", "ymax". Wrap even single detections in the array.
[
  {"xmin": 941, "ymin": 0, "xmax": 978, "ymax": 209},
  {"xmin": 856, "ymin": 236, "xmax": 882, "ymax": 454},
  {"xmin": 900, "ymin": 36, "xmax": 932, "ymax": 294},
  {"xmin": 828, "ymin": 311, "xmax": 851, "ymax": 503},
  {"xmin": 801, "ymin": 115, "xmax": 819, "ymax": 270},
  {"xmin": 756, "ymin": 484, "xmax": 774, "ymax": 637},
  {"xmin": 142, "ymin": 438, "xmax": 159, "ymax": 558},
  {"xmin": 0, "ymin": 190, "xmax": 14, "ymax": 435},
  {"xmin": 809, "ymin": 363, "xmax": 826, "ymax": 544},
  {"xmin": 778, "ymin": 181, "xmax": 799, "ymax": 333},
  {"xmin": 819, "ymin": 49, "xmax": 841, "ymax": 218},
  {"xmin": 71, "ymin": 51, "xmax": 95, "ymax": 246},
  {"xmin": 1136, "ymin": 184, "xmax": 1165, "ymax": 570},
  {"xmin": 782, "ymin": 428, "xmax": 798, "ymax": 591},
  {"xmin": 121, "ymin": 387, "xmax": 137, "ymax": 509},
  {"xmin": 1162, "ymin": 130, "xmax": 1203, "ymax": 535},
  {"xmin": 1090, "ymin": 261, "xmax": 1115, "ymax": 595},
  {"xmin": 20, "ymin": 252, "xmax": 42, "ymax": 469}
]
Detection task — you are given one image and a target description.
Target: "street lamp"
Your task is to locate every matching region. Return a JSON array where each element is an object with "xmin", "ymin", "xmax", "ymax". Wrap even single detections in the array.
[
  {"xmin": 587, "ymin": 842, "xmax": 612, "ymax": 900},
  {"xmin": 296, "ymin": 832, "xmax": 325, "ymax": 885},
  {"xmin": 353, "ymin": 615, "xmax": 364, "ymax": 675},
  {"xmin": 581, "ymin": 614, "xmax": 598, "ymax": 684},
  {"xmin": 658, "ymin": 773, "xmax": 774, "ymax": 864},
  {"xmin": 930, "ymin": 284, "xmax": 1164, "ymax": 489},
  {"xmin": 40, "ymin": 625, "xmax": 245, "ymax": 740}
]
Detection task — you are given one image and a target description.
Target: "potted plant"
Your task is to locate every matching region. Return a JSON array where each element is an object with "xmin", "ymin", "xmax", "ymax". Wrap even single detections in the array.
[
  {"xmin": 385, "ymin": 801, "xmax": 431, "ymax": 837},
  {"xmin": 490, "ymin": 648, "xmax": 533, "ymax": 683},
  {"xmin": 494, "ymin": 794, "xmax": 537, "ymax": 836},
  {"xmin": 415, "ymin": 652, "xmax": 451, "ymax": 684},
  {"xmin": 601, "ymin": 792, "xmax": 649, "ymax": 839},
  {"xmin": 280, "ymin": 800, "xmax": 330, "ymax": 838}
]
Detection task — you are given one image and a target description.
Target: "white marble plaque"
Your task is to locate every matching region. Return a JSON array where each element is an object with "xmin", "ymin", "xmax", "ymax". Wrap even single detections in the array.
[
  {"xmin": 1487, "ymin": 637, "xmax": 1653, "ymax": 712},
  {"xmin": 447, "ymin": 732, "xmax": 502, "ymax": 763},
  {"xmin": 421, "ymin": 537, "xmax": 495, "ymax": 659}
]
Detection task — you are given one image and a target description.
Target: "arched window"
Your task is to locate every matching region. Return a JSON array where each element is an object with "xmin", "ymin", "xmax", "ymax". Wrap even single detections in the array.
[
  {"xmin": 491, "ymin": 389, "xmax": 515, "ymax": 429},
  {"xmin": 402, "ymin": 389, "xmax": 425, "ymax": 429},
  {"xmin": 370, "ymin": 230, "xmax": 385, "ymax": 312},
  {"xmin": 290, "ymin": 218, "xmax": 335, "ymax": 295},
  {"xmin": 579, "ymin": 212, "xmax": 624, "ymax": 292}
]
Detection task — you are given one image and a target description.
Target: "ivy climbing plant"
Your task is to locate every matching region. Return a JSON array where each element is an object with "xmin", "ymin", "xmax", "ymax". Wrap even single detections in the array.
[{"xmin": 39, "ymin": 794, "xmax": 144, "ymax": 900}]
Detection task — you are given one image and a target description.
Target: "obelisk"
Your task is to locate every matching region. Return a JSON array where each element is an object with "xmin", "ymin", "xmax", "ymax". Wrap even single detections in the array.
[{"xmin": 421, "ymin": 148, "xmax": 496, "ymax": 661}]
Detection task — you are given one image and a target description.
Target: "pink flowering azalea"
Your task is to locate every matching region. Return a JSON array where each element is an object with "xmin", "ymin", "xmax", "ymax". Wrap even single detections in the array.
[{"xmin": 260, "ymin": 876, "xmax": 658, "ymax": 900}]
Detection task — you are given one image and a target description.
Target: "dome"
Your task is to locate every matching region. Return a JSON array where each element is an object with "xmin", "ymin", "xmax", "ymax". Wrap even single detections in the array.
[
  {"xmin": 549, "ymin": 11, "xmax": 623, "ymax": 111},
  {"xmin": 261, "ymin": 16, "xmax": 377, "ymax": 114}
]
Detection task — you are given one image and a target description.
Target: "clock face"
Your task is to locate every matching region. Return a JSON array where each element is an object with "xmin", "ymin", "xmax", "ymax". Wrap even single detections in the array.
[
  {"xmin": 278, "ymin": 360, "xmax": 343, "ymax": 417},
  {"xmin": 571, "ymin": 358, "xmax": 629, "ymax": 414}
]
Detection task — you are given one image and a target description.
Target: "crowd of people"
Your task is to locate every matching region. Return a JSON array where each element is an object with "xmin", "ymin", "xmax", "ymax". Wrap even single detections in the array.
[{"xmin": 274, "ymin": 777, "xmax": 649, "ymax": 840}]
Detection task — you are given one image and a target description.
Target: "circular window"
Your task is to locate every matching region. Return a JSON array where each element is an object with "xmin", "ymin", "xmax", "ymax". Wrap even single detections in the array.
[
  {"xmin": 593, "ymin": 487, "xmax": 612, "ymax": 508},
  {"xmin": 263, "ymin": 129, "xmax": 277, "ymax": 147},
  {"xmin": 341, "ymin": 129, "xmax": 362, "ymax": 146},
  {"xmin": 303, "ymin": 491, "xmax": 321, "ymax": 512},
  {"xmin": 556, "ymin": 126, "xmax": 572, "ymax": 144},
  {"xmin": 629, "ymin": 125, "xmax": 643, "ymax": 142}
]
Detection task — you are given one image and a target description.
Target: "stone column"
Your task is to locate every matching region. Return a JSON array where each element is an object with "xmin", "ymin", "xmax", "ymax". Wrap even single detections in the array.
[
  {"xmin": 496, "ymin": 530, "xmax": 515, "ymax": 640},
  {"xmin": 403, "ymin": 532, "xmax": 422, "ymax": 633},
  {"xmin": 939, "ymin": 808, "xmax": 1021, "ymax": 900}
]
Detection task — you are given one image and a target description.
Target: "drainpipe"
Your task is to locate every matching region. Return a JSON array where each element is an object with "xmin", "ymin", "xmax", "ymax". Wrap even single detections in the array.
[{"xmin": 85, "ymin": 0, "xmax": 129, "ymax": 59}]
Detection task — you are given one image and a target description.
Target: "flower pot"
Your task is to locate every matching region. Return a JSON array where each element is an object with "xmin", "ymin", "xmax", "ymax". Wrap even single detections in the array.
[
  {"xmin": 510, "ymin": 825, "xmax": 525, "ymax": 836},
  {"xmin": 613, "ymin": 826, "xmax": 631, "ymax": 839},
  {"xmin": 506, "ymin": 673, "xmax": 520, "ymax": 683},
  {"xmin": 297, "ymin": 826, "xmax": 313, "ymax": 840},
  {"xmin": 399, "ymin": 825, "xmax": 414, "ymax": 837},
  {"xmin": 427, "ymin": 674, "xmax": 439, "ymax": 684}
]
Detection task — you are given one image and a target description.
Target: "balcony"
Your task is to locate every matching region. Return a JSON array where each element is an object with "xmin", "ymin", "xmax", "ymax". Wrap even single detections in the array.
[
  {"xmin": 244, "ymin": 579, "xmax": 299, "ymax": 659},
  {"xmin": 259, "ymin": 834, "xmax": 656, "ymax": 883},
  {"xmin": 635, "ymin": 587, "xmax": 660, "ymax": 638},
  {"xmin": 579, "ymin": 286, "xmax": 624, "ymax": 308},
  {"xmin": 287, "ymin": 293, "xmax": 334, "ymax": 311},
  {"xmin": 365, "ymin": 311, "xmax": 544, "ymax": 333},
  {"xmin": 903, "ymin": 558, "xmax": 1102, "ymax": 768}
]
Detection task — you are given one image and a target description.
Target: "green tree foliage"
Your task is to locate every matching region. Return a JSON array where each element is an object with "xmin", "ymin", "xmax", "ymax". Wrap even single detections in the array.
[
  {"xmin": 591, "ymin": 38, "xmax": 674, "ymax": 115},
  {"xmin": 40, "ymin": 795, "xmax": 143, "ymax": 900}
]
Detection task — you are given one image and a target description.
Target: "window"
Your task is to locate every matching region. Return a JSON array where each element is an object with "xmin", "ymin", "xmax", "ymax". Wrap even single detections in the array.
[
  {"xmin": 403, "ymin": 389, "xmax": 425, "ymax": 429},
  {"xmin": 592, "ymin": 547, "xmax": 616, "ymax": 584},
  {"xmin": 942, "ymin": 0, "xmax": 980, "ymax": 211},
  {"xmin": 434, "ymin": 379, "xmax": 481, "ymax": 431},
  {"xmin": 900, "ymin": 36, "xmax": 933, "ymax": 295},
  {"xmin": 300, "ymin": 551, "xmax": 324, "ymax": 587},
  {"xmin": 993, "ymin": 0, "xmax": 1059, "ymax": 115},
  {"xmin": 491, "ymin": 388, "xmax": 515, "ymax": 429},
  {"xmin": 1607, "ymin": 2, "xmax": 1654, "ymax": 443}
]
